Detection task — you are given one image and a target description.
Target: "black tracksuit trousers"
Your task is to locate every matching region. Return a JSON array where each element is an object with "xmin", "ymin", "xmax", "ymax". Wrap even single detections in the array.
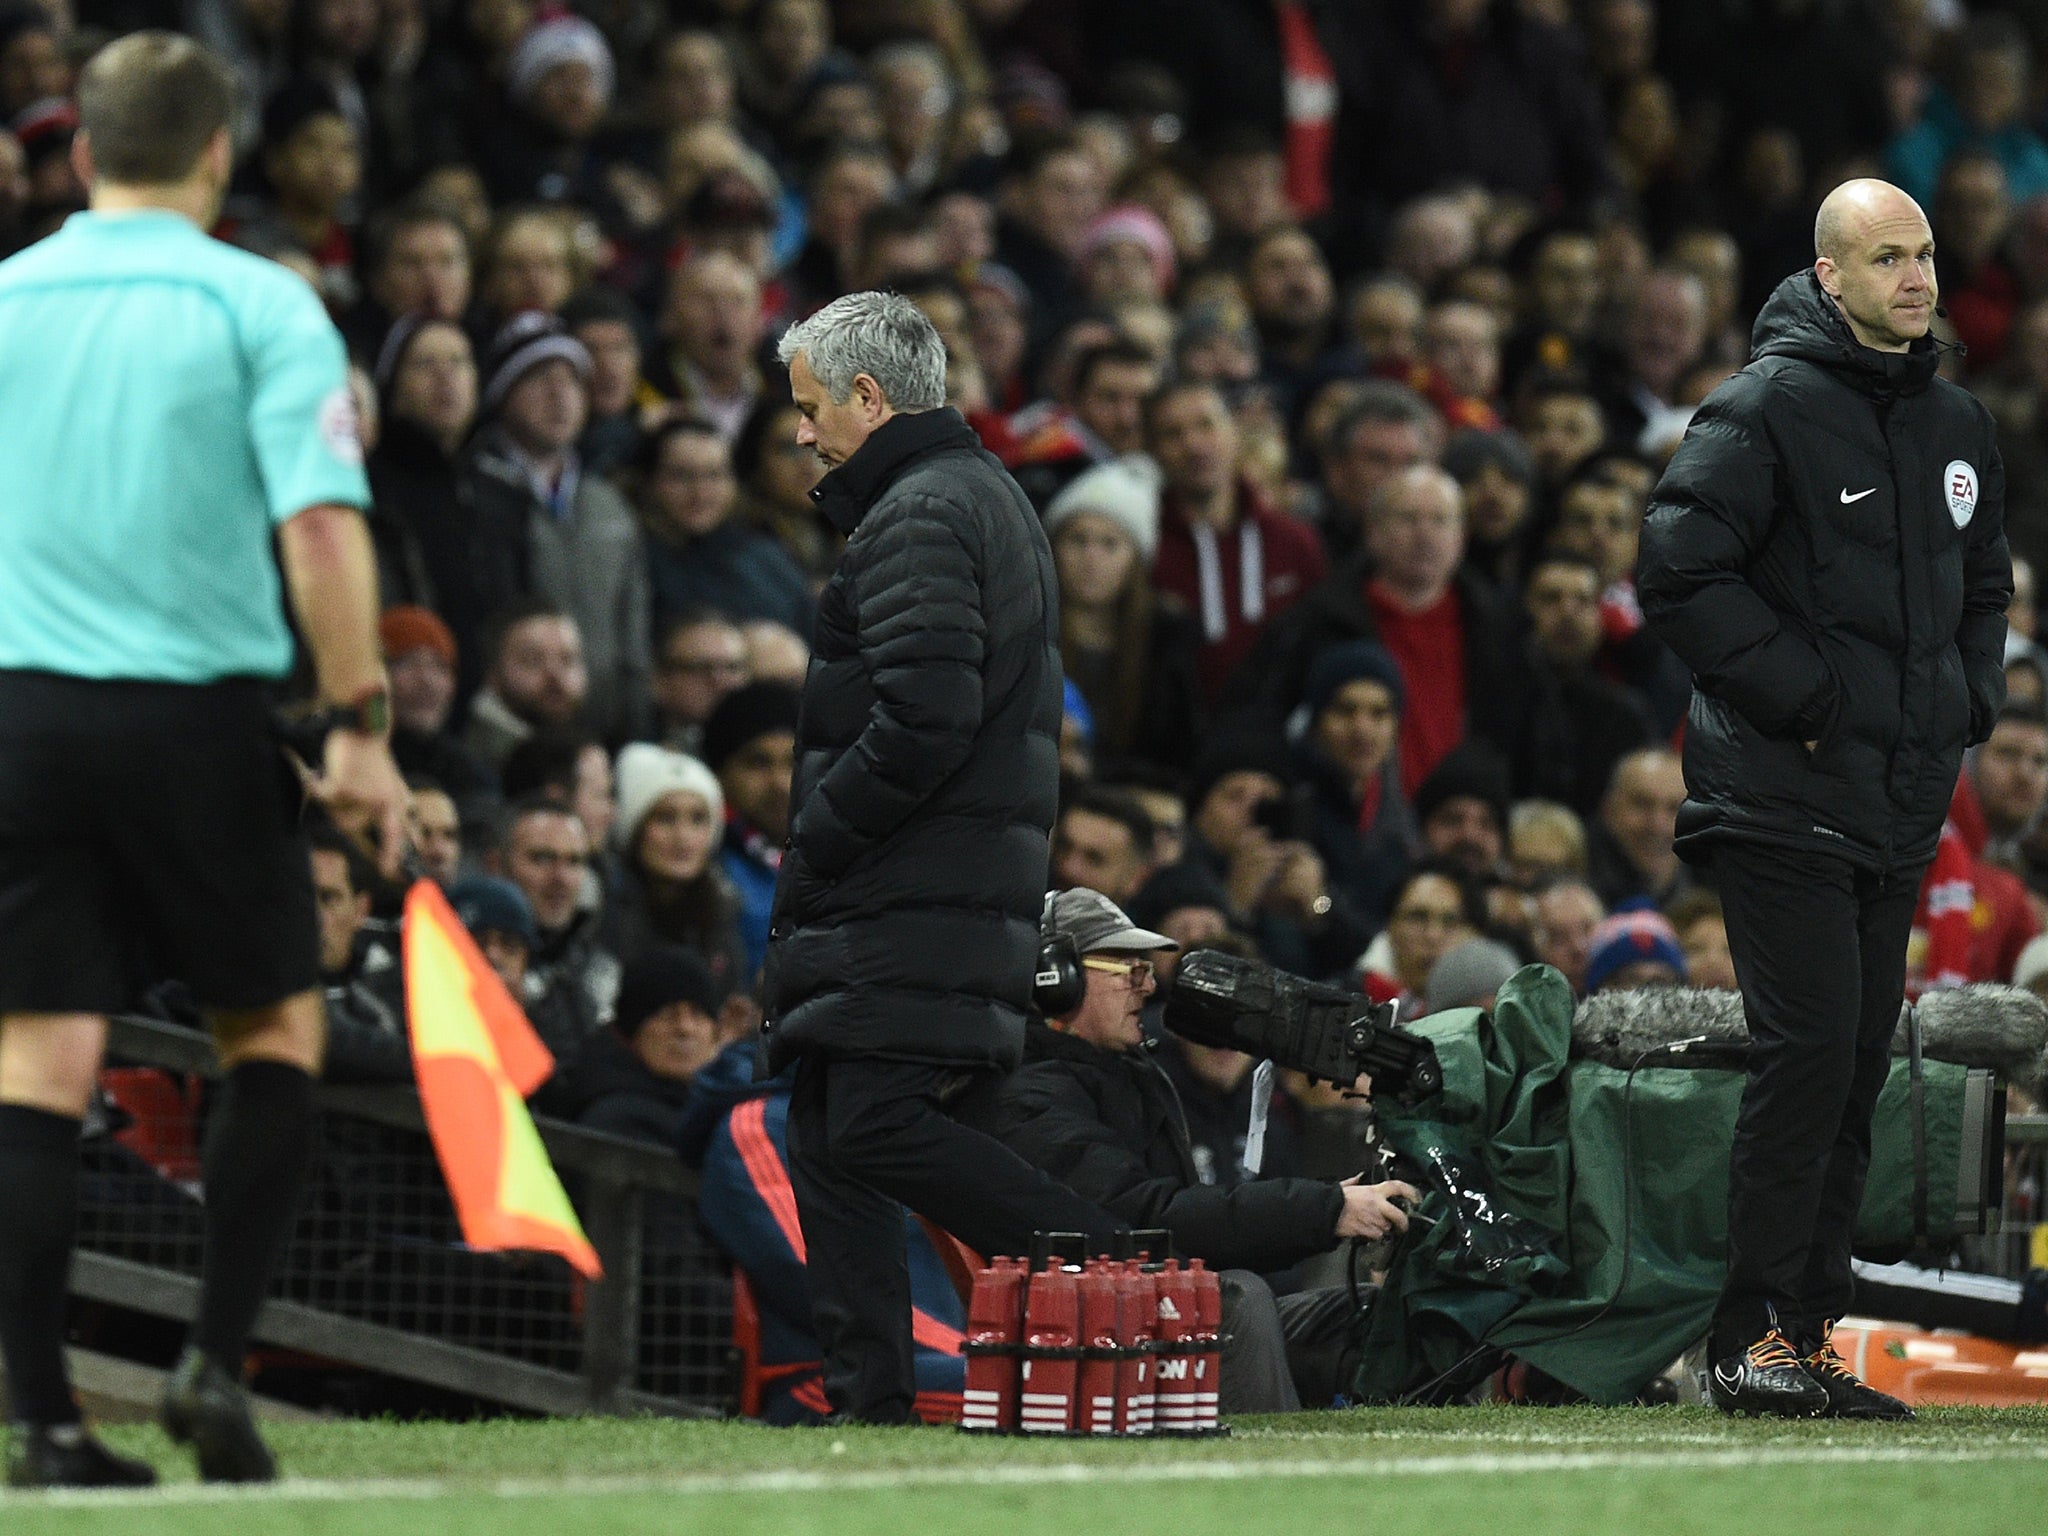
[
  {"xmin": 786, "ymin": 1053, "xmax": 1126, "ymax": 1422},
  {"xmin": 1710, "ymin": 841, "xmax": 1927, "ymax": 1356}
]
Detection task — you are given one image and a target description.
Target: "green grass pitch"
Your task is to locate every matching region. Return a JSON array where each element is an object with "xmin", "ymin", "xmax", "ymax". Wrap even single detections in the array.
[{"xmin": 7, "ymin": 1406, "xmax": 2048, "ymax": 1536}]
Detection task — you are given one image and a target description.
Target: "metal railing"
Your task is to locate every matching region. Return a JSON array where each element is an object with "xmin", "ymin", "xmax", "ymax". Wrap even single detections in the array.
[
  {"xmin": 80, "ymin": 1015, "xmax": 734, "ymax": 1418},
  {"xmin": 74, "ymin": 1021, "xmax": 2045, "ymax": 1417}
]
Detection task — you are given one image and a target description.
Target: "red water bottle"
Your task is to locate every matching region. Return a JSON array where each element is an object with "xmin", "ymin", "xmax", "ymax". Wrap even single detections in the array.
[
  {"xmin": 1017, "ymin": 1263, "xmax": 1080, "ymax": 1434},
  {"xmin": 1152, "ymin": 1260, "xmax": 1198, "ymax": 1434},
  {"xmin": 959, "ymin": 1256, "xmax": 1026, "ymax": 1433},
  {"xmin": 1074, "ymin": 1260, "xmax": 1121, "ymax": 1435},
  {"xmin": 1112, "ymin": 1259, "xmax": 1157, "ymax": 1435},
  {"xmin": 1189, "ymin": 1259, "xmax": 1224, "ymax": 1433}
]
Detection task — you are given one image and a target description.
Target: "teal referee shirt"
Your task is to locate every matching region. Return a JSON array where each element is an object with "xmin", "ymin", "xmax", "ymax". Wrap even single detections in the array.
[{"xmin": 0, "ymin": 209, "xmax": 372, "ymax": 684}]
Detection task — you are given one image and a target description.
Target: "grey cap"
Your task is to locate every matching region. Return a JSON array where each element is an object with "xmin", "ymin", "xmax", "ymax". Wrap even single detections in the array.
[
  {"xmin": 1043, "ymin": 888, "xmax": 1178, "ymax": 955},
  {"xmin": 1424, "ymin": 937, "xmax": 1520, "ymax": 1014}
]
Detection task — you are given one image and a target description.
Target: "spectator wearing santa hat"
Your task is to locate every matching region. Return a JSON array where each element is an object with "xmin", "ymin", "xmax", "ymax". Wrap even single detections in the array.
[{"xmin": 477, "ymin": 10, "xmax": 620, "ymax": 215}]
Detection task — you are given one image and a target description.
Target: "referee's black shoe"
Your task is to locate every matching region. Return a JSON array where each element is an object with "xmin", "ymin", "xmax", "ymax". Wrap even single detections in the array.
[
  {"xmin": 1708, "ymin": 1328, "xmax": 1828, "ymax": 1418},
  {"xmin": 161, "ymin": 1348, "xmax": 277, "ymax": 1483},
  {"xmin": 1802, "ymin": 1324, "xmax": 1915, "ymax": 1421},
  {"xmin": 5, "ymin": 1422, "xmax": 158, "ymax": 1489}
]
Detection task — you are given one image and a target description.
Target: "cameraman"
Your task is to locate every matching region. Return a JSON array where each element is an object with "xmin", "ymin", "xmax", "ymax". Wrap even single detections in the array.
[{"xmin": 971, "ymin": 888, "xmax": 1418, "ymax": 1410}]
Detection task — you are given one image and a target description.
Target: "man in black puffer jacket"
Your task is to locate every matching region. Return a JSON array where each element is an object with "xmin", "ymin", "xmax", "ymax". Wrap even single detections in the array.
[
  {"xmin": 1639, "ymin": 179, "xmax": 2011, "ymax": 1422},
  {"xmin": 971, "ymin": 888, "xmax": 1418, "ymax": 1411},
  {"xmin": 764, "ymin": 292, "xmax": 1122, "ymax": 1423}
]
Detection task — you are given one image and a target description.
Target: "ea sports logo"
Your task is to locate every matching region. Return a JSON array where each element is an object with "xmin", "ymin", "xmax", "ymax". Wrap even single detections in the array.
[{"xmin": 1945, "ymin": 460, "xmax": 1978, "ymax": 529}]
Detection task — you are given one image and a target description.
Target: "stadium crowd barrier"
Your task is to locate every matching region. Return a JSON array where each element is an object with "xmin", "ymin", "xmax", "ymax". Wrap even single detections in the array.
[{"xmin": 76, "ymin": 1014, "xmax": 735, "ymax": 1417}]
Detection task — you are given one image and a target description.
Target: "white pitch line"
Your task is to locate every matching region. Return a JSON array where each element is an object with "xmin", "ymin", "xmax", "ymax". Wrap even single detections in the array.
[
  {"xmin": 1238, "ymin": 1424, "xmax": 2048, "ymax": 1449},
  {"xmin": 11, "ymin": 1440, "xmax": 2048, "ymax": 1510}
]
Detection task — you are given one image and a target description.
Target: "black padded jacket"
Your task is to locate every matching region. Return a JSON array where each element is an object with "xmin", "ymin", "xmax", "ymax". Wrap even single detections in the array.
[
  {"xmin": 968, "ymin": 1021, "xmax": 1345, "ymax": 1273},
  {"xmin": 762, "ymin": 408, "xmax": 1062, "ymax": 1073},
  {"xmin": 1638, "ymin": 270, "xmax": 2012, "ymax": 872}
]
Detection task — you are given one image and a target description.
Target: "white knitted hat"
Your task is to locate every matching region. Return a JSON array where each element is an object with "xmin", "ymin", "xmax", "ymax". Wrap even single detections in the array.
[
  {"xmin": 1044, "ymin": 454, "xmax": 1163, "ymax": 563},
  {"xmin": 613, "ymin": 743, "xmax": 725, "ymax": 854}
]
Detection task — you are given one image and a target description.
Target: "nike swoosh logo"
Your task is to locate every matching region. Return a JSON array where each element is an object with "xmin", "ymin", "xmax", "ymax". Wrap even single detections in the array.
[{"xmin": 1840, "ymin": 488, "xmax": 1877, "ymax": 504}]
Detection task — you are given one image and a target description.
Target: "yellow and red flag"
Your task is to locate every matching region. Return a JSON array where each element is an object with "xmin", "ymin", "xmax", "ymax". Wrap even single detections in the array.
[{"xmin": 401, "ymin": 880, "xmax": 602, "ymax": 1278}]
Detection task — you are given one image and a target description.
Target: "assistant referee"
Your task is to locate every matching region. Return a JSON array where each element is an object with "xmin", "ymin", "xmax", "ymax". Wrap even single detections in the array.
[{"xmin": 0, "ymin": 34, "xmax": 406, "ymax": 1488}]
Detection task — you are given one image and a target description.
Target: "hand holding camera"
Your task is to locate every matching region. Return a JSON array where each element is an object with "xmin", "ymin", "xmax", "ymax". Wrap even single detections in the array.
[{"xmin": 1334, "ymin": 1177, "xmax": 1423, "ymax": 1241}]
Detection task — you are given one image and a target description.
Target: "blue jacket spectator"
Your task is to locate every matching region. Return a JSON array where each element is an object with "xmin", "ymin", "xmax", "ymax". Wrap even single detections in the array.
[
  {"xmin": 701, "ymin": 682, "xmax": 800, "ymax": 985},
  {"xmin": 1886, "ymin": 17, "xmax": 2048, "ymax": 209}
]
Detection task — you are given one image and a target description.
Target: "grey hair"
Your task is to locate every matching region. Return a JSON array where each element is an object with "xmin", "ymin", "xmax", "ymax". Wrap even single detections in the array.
[{"xmin": 777, "ymin": 290, "xmax": 947, "ymax": 411}]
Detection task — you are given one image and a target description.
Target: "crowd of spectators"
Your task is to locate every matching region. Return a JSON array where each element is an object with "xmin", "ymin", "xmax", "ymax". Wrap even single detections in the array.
[{"xmin": 12, "ymin": 0, "xmax": 2048, "ymax": 1158}]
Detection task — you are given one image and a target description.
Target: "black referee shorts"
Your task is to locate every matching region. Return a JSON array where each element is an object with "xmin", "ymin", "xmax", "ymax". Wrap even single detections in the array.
[{"xmin": 0, "ymin": 670, "xmax": 320, "ymax": 1016}]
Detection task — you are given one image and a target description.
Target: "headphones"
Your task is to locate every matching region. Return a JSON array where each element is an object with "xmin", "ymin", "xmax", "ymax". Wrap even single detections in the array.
[{"xmin": 1034, "ymin": 893, "xmax": 1085, "ymax": 1018}]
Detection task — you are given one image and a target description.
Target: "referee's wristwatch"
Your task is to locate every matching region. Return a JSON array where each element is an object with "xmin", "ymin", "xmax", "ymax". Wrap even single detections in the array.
[{"xmin": 315, "ymin": 685, "xmax": 393, "ymax": 739}]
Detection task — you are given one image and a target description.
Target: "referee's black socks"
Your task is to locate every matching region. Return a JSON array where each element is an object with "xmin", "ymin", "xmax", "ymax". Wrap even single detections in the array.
[
  {"xmin": 192, "ymin": 1061, "xmax": 319, "ymax": 1373},
  {"xmin": 0, "ymin": 1104, "xmax": 83, "ymax": 1424}
]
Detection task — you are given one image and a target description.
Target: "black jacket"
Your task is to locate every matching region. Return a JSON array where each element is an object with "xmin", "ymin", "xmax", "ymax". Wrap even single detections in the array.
[
  {"xmin": 970, "ymin": 1021, "xmax": 1342, "ymax": 1273},
  {"xmin": 762, "ymin": 409, "xmax": 1063, "ymax": 1073},
  {"xmin": 369, "ymin": 418, "xmax": 527, "ymax": 705},
  {"xmin": 549, "ymin": 1028, "xmax": 695, "ymax": 1147},
  {"xmin": 1296, "ymin": 741, "xmax": 1416, "ymax": 936},
  {"xmin": 1638, "ymin": 271, "xmax": 2012, "ymax": 871},
  {"xmin": 320, "ymin": 965, "xmax": 412, "ymax": 1086},
  {"xmin": 1089, "ymin": 0, "xmax": 1380, "ymax": 267},
  {"xmin": 1355, "ymin": 2, "xmax": 1615, "ymax": 222},
  {"xmin": 1062, "ymin": 598, "xmax": 1208, "ymax": 776},
  {"xmin": 1502, "ymin": 641, "xmax": 1658, "ymax": 820}
]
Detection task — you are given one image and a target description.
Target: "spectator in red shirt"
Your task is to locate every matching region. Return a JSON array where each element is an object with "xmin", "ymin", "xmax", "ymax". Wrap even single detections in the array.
[
  {"xmin": 1231, "ymin": 465, "xmax": 1520, "ymax": 785},
  {"xmin": 1149, "ymin": 378, "xmax": 1326, "ymax": 701},
  {"xmin": 1910, "ymin": 819, "xmax": 2039, "ymax": 992},
  {"xmin": 1358, "ymin": 465, "xmax": 1477, "ymax": 794}
]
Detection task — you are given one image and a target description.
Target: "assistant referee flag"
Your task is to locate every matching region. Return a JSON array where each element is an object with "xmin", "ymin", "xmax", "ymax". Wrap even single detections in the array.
[{"xmin": 402, "ymin": 880, "xmax": 602, "ymax": 1279}]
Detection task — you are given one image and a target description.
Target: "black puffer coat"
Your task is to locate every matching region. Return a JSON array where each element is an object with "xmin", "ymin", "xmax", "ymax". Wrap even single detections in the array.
[
  {"xmin": 1638, "ymin": 271, "xmax": 2012, "ymax": 871},
  {"xmin": 762, "ymin": 408, "xmax": 1062, "ymax": 1073},
  {"xmin": 969, "ymin": 1021, "xmax": 1343, "ymax": 1273}
]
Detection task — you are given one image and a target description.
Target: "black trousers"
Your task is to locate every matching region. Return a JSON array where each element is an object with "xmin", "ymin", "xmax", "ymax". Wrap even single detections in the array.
[
  {"xmin": 1711, "ymin": 840, "xmax": 1927, "ymax": 1355},
  {"xmin": 785, "ymin": 1053, "xmax": 1126, "ymax": 1422}
]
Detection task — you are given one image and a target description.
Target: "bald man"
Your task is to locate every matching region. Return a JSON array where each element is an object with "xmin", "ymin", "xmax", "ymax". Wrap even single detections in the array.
[{"xmin": 1639, "ymin": 178, "xmax": 2011, "ymax": 1421}]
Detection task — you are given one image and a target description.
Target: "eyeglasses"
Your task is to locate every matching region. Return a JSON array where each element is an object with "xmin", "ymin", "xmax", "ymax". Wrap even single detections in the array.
[{"xmin": 1082, "ymin": 956, "xmax": 1155, "ymax": 986}]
